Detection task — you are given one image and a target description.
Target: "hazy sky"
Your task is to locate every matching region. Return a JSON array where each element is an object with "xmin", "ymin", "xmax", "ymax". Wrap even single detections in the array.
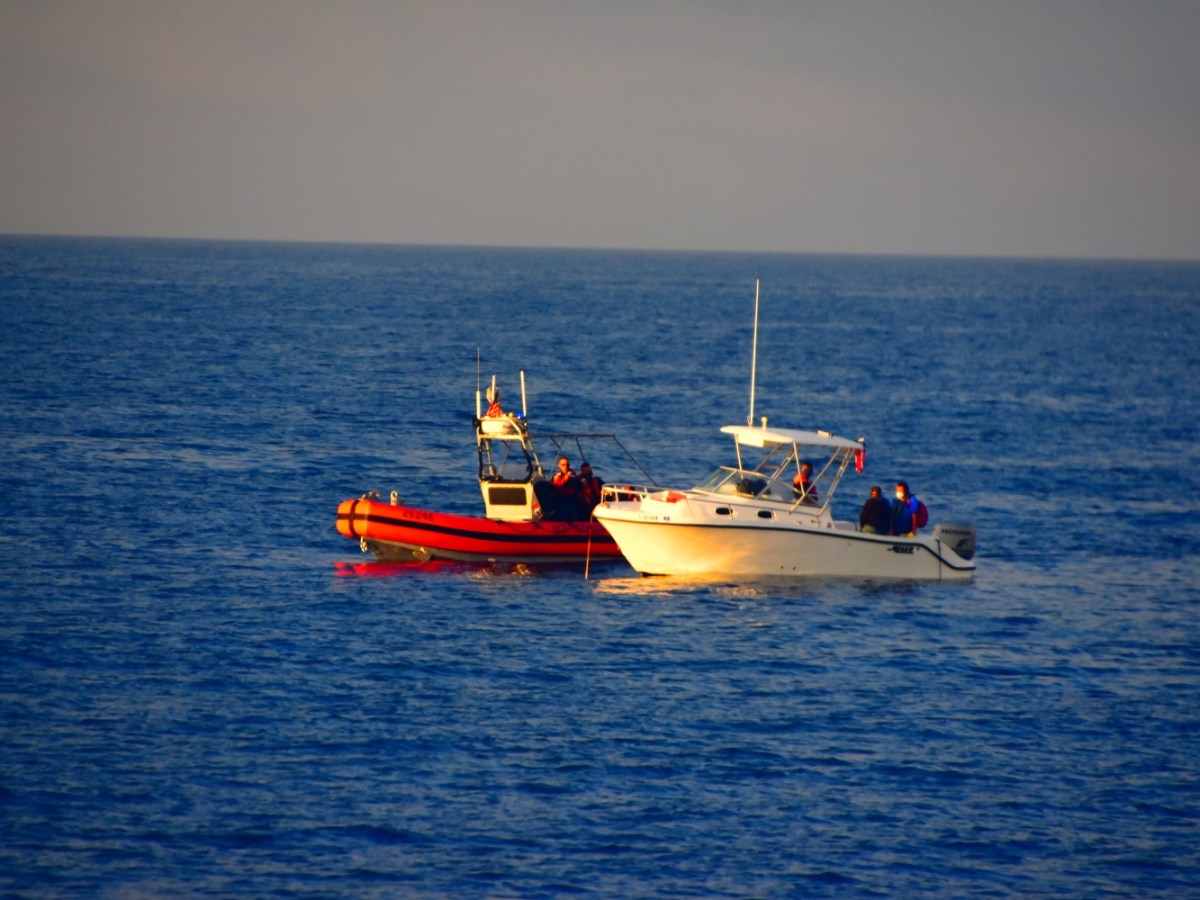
[{"xmin": 2, "ymin": 0, "xmax": 1197, "ymax": 259}]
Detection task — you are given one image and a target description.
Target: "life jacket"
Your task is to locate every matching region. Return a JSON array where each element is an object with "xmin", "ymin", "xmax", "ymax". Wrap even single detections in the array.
[
  {"xmin": 551, "ymin": 470, "xmax": 579, "ymax": 496},
  {"xmin": 793, "ymin": 475, "xmax": 818, "ymax": 503},
  {"xmin": 580, "ymin": 475, "xmax": 603, "ymax": 507}
]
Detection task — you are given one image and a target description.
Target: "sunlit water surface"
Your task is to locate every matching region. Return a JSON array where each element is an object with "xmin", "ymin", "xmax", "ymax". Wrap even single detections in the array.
[{"xmin": 2, "ymin": 238, "xmax": 1198, "ymax": 896}]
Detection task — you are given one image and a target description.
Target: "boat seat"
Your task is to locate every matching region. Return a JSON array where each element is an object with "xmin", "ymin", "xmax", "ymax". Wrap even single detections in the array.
[{"xmin": 736, "ymin": 476, "xmax": 767, "ymax": 496}]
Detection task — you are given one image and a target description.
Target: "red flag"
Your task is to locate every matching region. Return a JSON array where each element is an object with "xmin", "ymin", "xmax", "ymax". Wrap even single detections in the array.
[{"xmin": 854, "ymin": 448, "xmax": 865, "ymax": 473}]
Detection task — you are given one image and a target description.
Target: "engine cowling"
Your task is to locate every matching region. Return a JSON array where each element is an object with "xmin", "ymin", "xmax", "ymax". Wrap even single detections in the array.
[{"xmin": 932, "ymin": 522, "xmax": 976, "ymax": 560}]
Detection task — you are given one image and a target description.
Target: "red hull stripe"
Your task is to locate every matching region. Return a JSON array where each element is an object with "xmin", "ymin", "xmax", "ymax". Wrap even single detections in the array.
[{"xmin": 336, "ymin": 502, "xmax": 619, "ymax": 554}]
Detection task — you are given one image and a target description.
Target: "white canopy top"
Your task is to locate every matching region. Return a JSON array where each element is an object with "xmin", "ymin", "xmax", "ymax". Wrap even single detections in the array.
[{"xmin": 720, "ymin": 424, "xmax": 863, "ymax": 451}]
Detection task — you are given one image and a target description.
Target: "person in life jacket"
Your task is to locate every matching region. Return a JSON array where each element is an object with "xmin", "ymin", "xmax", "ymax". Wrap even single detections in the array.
[
  {"xmin": 578, "ymin": 461, "xmax": 604, "ymax": 513},
  {"xmin": 550, "ymin": 455, "xmax": 582, "ymax": 519},
  {"xmin": 792, "ymin": 461, "xmax": 819, "ymax": 504},
  {"xmin": 890, "ymin": 481, "xmax": 918, "ymax": 536}
]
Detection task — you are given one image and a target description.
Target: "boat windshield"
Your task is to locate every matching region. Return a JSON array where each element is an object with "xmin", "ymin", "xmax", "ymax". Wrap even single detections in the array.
[
  {"xmin": 479, "ymin": 437, "xmax": 535, "ymax": 483},
  {"xmin": 694, "ymin": 466, "xmax": 769, "ymax": 496},
  {"xmin": 692, "ymin": 440, "xmax": 857, "ymax": 508}
]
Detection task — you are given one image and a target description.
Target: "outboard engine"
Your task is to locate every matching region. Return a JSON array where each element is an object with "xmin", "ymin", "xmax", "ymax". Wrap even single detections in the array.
[{"xmin": 932, "ymin": 522, "xmax": 976, "ymax": 560}]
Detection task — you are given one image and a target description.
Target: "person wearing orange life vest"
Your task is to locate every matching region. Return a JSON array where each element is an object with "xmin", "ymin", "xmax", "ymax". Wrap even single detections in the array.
[
  {"xmin": 578, "ymin": 461, "xmax": 604, "ymax": 513},
  {"xmin": 792, "ymin": 461, "xmax": 819, "ymax": 505},
  {"xmin": 550, "ymin": 455, "xmax": 582, "ymax": 520},
  {"xmin": 551, "ymin": 456, "xmax": 580, "ymax": 495}
]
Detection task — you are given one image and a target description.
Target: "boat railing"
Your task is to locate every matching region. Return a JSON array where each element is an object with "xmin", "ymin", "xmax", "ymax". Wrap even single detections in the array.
[{"xmin": 599, "ymin": 483, "xmax": 653, "ymax": 504}]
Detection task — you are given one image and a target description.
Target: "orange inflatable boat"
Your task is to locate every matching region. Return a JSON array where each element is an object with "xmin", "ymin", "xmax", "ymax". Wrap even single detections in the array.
[{"xmin": 334, "ymin": 370, "xmax": 652, "ymax": 567}]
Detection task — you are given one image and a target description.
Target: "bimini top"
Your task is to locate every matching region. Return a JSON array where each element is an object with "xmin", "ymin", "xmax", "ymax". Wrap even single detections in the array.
[{"xmin": 720, "ymin": 424, "xmax": 863, "ymax": 451}]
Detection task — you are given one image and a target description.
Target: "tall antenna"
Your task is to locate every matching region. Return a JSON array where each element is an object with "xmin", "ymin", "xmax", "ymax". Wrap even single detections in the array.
[{"xmin": 748, "ymin": 279, "xmax": 760, "ymax": 427}]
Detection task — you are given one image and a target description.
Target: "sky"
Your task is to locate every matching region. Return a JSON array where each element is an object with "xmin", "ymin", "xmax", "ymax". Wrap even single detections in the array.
[{"xmin": 2, "ymin": 0, "xmax": 1198, "ymax": 259}]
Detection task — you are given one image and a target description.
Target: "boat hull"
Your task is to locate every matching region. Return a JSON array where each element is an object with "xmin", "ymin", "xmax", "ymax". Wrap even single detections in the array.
[
  {"xmin": 336, "ymin": 498, "xmax": 621, "ymax": 564},
  {"xmin": 594, "ymin": 504, "xmax": 975, "ymax": 581}
]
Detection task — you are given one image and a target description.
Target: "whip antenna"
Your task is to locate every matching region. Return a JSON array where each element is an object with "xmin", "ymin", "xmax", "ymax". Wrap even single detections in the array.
[
  {"xmin": 475, "ymin": 348, "xmax": 482, "ymax": 419},
  {"xmin": 748, "ymin": 279, "xmax": 760, "ymax": 427}
]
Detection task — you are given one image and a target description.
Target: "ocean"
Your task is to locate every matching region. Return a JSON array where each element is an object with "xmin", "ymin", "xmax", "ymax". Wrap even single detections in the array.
[{"xmin": 1, "ymin": 236, "xmax": 1198, "ymax": 896}]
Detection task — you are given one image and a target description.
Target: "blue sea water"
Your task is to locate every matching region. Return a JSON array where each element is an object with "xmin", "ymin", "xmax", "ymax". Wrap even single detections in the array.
[{"xmin": 1, "ymin": 236, "xmax": 1199, "ymax": 897}]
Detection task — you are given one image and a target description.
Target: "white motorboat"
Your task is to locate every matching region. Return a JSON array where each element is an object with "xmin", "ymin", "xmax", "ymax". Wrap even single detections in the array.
[
  {"xmin": 593, "ymin": 423, "xmax": 975, "ymax": 581},
  {"xmin": 591, "ymin": 281, "xmax": 976, "ymax": 582}
]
